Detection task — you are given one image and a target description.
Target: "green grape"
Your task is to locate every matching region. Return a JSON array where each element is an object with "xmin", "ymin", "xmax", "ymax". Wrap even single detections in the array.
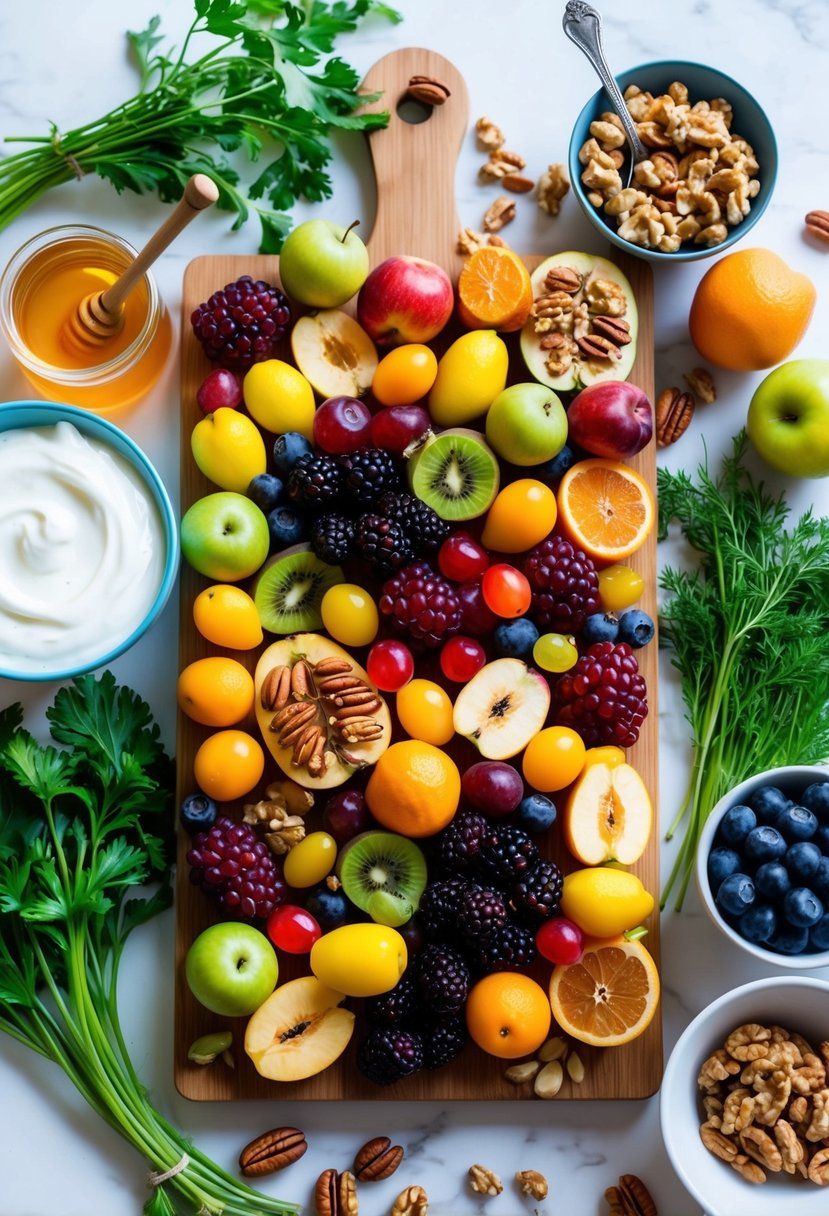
[{"xmin": 533, "ymin": 632, "xmax": 578, "ymax": 673}]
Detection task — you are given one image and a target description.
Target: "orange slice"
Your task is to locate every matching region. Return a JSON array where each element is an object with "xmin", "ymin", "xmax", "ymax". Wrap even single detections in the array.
[
  {"xmin": 457, "ymin": 246, "xmax": 533, "ymax": 332},
  {"xmin": 557, "ymin": 458, "xmax": 655, "ymax": 562},
  {"xmin": 548, "ymin": 937, "xmax": 660, "ymax": 1047}
]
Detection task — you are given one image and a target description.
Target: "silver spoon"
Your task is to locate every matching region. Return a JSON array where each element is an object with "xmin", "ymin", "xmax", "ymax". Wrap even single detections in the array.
[{"xmin": 562, "ymin": 1, "xmax": 648, "ymax": 185}]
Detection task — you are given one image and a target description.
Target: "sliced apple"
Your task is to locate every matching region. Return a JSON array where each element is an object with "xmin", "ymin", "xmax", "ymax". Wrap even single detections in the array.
[
  {"xmin": 290, "ymin": 309, "xmax": 378, "ymax": 398},
  {"xmin": 253, "ymin": 632, "xmax": 391, "ymax": 790},
  {"xmin": 520, "ymin": 252, "xmax": 638, "ymax": 392},
  {"xmin": 563, "ymin": 759, "xmax": 652, "ymax": 865},
  {"xmin": 452, "ymin": 658, "xmax": 550, "ymax": 760},
  {"xmin": 244, "ymin": 975, "xmax": 355, "ymax": 1082}
]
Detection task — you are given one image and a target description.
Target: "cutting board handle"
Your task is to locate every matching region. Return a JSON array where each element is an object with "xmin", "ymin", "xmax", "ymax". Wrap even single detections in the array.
[{"xmin": 359, "ymin": 48, "xmax": 470, "ymax": 277}]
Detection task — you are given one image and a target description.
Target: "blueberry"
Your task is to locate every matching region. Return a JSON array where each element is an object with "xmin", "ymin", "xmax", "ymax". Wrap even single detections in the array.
[
  {"xmin": 809, "ymin": 913, "xmax": 829, "ymax": 951},
  {"xmin": 754, "ymin": 861, "xmax": 792, "ymax": 902},
  {"xmin": 811, "ymin": 855, "xmax": 829, "ymax": 899},
  {"xmin": 785, "ymin": 841, "xmax": 822, "ymax": 883},
  {"xmin": 766, "ymin": 923, "xmax": 810, "ymax": 955},
  {"xmin": 180, "ymin": 792, "xmax": 218, "ymax": 833},
  {"xmin": 272, "ymin": 431, "xmax": 313, "ymax": 477},
  {"xmin": 716, "ymin": 872, "xmax": 755, "ymax": 917},
  {"xmin": 267, "ymin": 505, "xmax": 307, "ymax": 550},
  {"xmin": 774, "ymin": 803, "xmax": 818, "ymax": 842},
  {"xmin": 744, "ymin": 824, "xmax": 787, "ymax": 863},
  {"xmin": 815, "ymin": 825, "xmax": 829, "ymax": 854},
  {"xmin": 748, "ymin": 785, "xmax": 790, "ymax": 824},
  {"xmin": 717, "ymin": 804, "xmax": 757, "ymax": 847},
  {"xmin": 493, "ymin": 617, "xmax": 539, "ymax": 660},
  {"xmin": 516, "ymin": 793, "xmax": 557, "ymax": 833},
  {"xmin": 800, "ymin": 781, "xmax": 829, "ymax": 823},
  {"xmin": 707, "ymin": 846, "xmax": 743, "ymax": 891},
  {"xmin": 738, "ymin": 903, "xmax": 777, "ymax": 944},
  {"xmin": 535, "ymin": 443, "xmax": 580, "ymax": 487},
  {"xmin": 304, "ymin": 885, "xmax": 349, "ymax": 929},
  {"xmin": 247, "ymin": 472, "xmax": 284, "ymax": 514},
  {"xmin": 617, "ymin": 609, "xmax": 655, "ymax": 649},
  {"xmin": 582, "ymin": 613, "xmax": 620, "ymax": 645},
  {"xmin": 783, "ymin": 887, "xmax": 824, "ymax": 928}
]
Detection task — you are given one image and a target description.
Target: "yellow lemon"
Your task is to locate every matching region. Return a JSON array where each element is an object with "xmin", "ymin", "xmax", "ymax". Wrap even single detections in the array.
[
  {"xmin": 559, "ymin": 866, "xmax": 654, "ymax": 938},
  {"xmin": 428, "ymin": 330, "xmax": 509, "ymax": 427},
  {"xmin": 242, "ymin": 359, "xmax": 316, "ymax": 437}
]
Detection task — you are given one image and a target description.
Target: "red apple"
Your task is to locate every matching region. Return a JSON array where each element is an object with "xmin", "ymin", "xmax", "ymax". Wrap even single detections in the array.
[
  {"xmin": 566, "ymin": 381, "xmax": 653, "ymax": 458},
  {"xmin": 357, "ymin": 255, "xmax": 454, "ymax": 347}
]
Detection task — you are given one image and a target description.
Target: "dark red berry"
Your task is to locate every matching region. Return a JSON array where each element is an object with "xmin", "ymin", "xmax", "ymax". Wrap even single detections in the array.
[
  {"xmin": 523, "ymin": 537, "xmax": 600, "ymax": 633},
  {"xmin": 553, "ymin": 640, "xmax": 648, "ymax": 747},
  {"xmin": 191, "ymin": 276, "xmax": 290, "ymax": 370}
]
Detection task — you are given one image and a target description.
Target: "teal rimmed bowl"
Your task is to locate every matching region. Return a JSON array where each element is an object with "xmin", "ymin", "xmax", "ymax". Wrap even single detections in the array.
[
  {"xmin": 568, "ymin": 59, "xmax": 778, "ymax": 263},
  {"xmin": 0, "ymin": 401, "xmax": 178, "ymax": 681}
]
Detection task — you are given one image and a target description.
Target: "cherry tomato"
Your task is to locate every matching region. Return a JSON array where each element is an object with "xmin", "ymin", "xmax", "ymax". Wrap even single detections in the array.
[
  {"xmin": 481, "ymin": 564, "xmax": 532, "ymax": 618},
  {"xmin": 371, "ymin": 344, "xmax": 438, "ymax": 406},
  {"xmin": 266, "ymin": 904, "xmax": 322, "ymax": 953}
]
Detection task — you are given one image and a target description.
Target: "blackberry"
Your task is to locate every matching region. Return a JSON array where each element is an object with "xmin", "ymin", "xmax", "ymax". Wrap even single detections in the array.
[
  {"xmin": 416, "ymin": 944, "xmax": 470, "ymax": 1015},
  {"xmin": 309, "ymin": 512, "xmax": 355, "ymax": 564},
  {"xmin": 418, "ymin": 877, "xmax": 471, "ymax": 942},
  {"xmin": 458, "ymin": 886, "xmax": 508, "ymax": 944},
  {"xmin": 190, "ymin": 276, "xmax": 290, "ymax": 370},
  {"xmin": 379, "ymin": 561, "xmax": 463, "ymax": 649},
  {"xmin": 338, "ymin": 447, "xmax": 402, "ymax": 505},
  {"xmin": 523, "ymin": 537, "xmax": 600, "ymax": 633},
  {"xmin": 511, "ymin": 859, "xmax": 563, "ymax": 923},
  {"xmin": 471, "ymin": 921, "xmax": 537, "ymax": 973},
  {"xmin": 476, "ymin": 824, "xmax": 540, "ymax": 890},
  {"xmin": 436, "ymin": 811, "xmax": 488, "ymax": 877},
  {"xmin": 186, "ymin": 817, "xmax": 286, "ymax": 920},
  {"xmin": 554, "ymin": 641, "xmax": 648, "ymax": 748},
  {"xmin": 376, "ymin": 491, "xmax": 450, "ymax": 551},
  {"xmin": 421, "ymin": 1016, "xmax": 468, "ymax": 1070},
  {"xmin": 364, "ymin": 971, "xmax": 421, "ymax": 1027},
  {"xmin": 286, "ymin": 453, "xmax": 343, "ymax": 513},
  {"xmin": 355, "ymin": 513, "xmax": 414, "ymax": 574},
  {"xmin": 357, "ymin": 1027, "xmax": 424, "ymax": 1086}
]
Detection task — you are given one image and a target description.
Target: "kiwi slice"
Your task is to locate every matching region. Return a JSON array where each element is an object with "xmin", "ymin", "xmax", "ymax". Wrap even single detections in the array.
[
  {"xmin": 253, "ymin": 543, "xmax": 343, "ymax": 634},
  {"xmin": 408, "ymin": 427, "xmax": 500, "ymax": 521},
  {"xmin": 337, "ymin": 831, "xmax": 427, "ymax": 927}
]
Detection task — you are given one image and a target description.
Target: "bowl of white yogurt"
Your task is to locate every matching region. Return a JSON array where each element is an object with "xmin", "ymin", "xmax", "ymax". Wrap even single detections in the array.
[{"xmin": 0, "ymin": 401, "xmax": 178, "ymax": 680}]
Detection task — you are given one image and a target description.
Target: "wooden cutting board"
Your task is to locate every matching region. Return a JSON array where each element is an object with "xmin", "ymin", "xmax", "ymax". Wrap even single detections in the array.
[{"xmin": 175, "ymin": 47, "xmax": 659, "ymax": 1102}]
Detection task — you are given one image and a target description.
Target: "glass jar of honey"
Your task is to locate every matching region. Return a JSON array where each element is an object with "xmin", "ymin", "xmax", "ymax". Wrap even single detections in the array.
[{"xmin": 0, "ymin": 225, "xmax": 172, "ymax": 410}]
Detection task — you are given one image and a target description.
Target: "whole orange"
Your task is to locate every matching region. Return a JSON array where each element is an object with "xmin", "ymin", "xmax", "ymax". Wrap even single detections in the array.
[
  {"xmin": 365, "ymin": 740, "xmax": 460, "ymax": 837},
  {"xmin": 689, "ymin": 248, "xmax": 816, "ymax": 371},
  {"xmin": 466, "ymin": 972, "xmax": 552, "ymax": 1059},
  {"xmin": 177, "ymin": 656, "xmax": 255, "ymax": 727},
  {"xmin": 193, "ymin": 729, "xmax": 265, "ymax": 802}
]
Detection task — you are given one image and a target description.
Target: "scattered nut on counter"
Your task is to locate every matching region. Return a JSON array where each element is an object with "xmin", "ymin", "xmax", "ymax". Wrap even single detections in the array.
[
  {"xmin": 468, "ymin": 1162, "xmax": 504, "ymax": 1196},
  {"xmin": 604, "ymin": 1172, "xmax": 658, "ymax": 1215},
  {"xmin": 655, "ymin": 387, "xmax": 695, "ymax": 447},
  {"xmin": 475, "ymin": 115, "xmax": 506, "ymax": 151},
  {"xmin": 353, "ymin": 1135, "xmax": 404, "ymax": 1182},
  {"xmin": 537, "ymin": 163, "xmax": 571, "ymax": 215},
  {"xmin": 456, "ymin": 227, "xmax": 509, "ymax": 254},
  {"xmin": 238, "ymin": 1126, "xmax": 308, "ymax": 1177},
  {"xmin": 684, "ymin": 366, "xmax": 717, "ymax": 403},
  {"xmin": 516, "ymin": 1168, "xmax": 549, "ymax": 1200},
  {"xmin": 390, "ymin": 1183, "xmax": 429, "ymax": 1215},
  {"xmin": 805, "ymin": 209, "xmax": 829, "ymax": 244},
  {"xmin": 315, "ymin": 1167, "xmax": 358, "ymax": 1216}
]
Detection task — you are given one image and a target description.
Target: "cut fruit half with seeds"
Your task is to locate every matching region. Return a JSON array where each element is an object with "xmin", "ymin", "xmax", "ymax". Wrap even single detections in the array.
[
  {"xmin": 252, "ymin": 544, "xmax": 343, "ymax": 634},
  {"xmin": 291, "ymin": 308, "xmax": 378, "ymax": 399},
  {"xmin": 336, "ymin": 830, "xmax": 428, "ymax": 926},
  {"xmin": 407, "ymin": 427, "xmax": 500, "ymax": 521},
  {"xmin": 557, "ymin": 458, "xmax": 654, "ymax": 563},
  {"xmin": 452, "ymin": 657, "xmax": 550, "ymax": 760},
  {"xmin": 244, "ymin": 975, "xmax": 355, "ymax": 1081}
]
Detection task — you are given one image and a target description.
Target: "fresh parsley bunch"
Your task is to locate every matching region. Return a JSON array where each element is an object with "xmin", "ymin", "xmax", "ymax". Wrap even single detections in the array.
[
  {"xmin": 0, "ymin": 0, "xmax": 400, "ymax": 251},
  {"xmin": 658, "ymin": 434, "xmax": 829, "ymax": 911},
  {"xmin": 0, "ymin": 672, "xmax": 298, "ymax": 1216}
]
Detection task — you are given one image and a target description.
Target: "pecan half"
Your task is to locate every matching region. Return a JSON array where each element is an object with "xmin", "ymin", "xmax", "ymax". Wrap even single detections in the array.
[
  {"xmin": 805, "ymin": 210, "xmax": 829, "ymax": 244},
  {"xmin": 591, "ymin": 315, "xmax": 632, "ymax": 346},
  {"xmin": 544, "ymin": 265, "xmax": 582, "ymax": 294},
  {"xmin": 261, "ymin": 664, "xmax": 291, "ymax": 711},
  {"xmin": 608, "ymin": 1173, "xmax": 658, "ymax": 1216},
  {"xmin": 655, "ymin": 387, "xmax": 694, "ymax": 446},
  {"xmin": 313, "ymin": 657, "xmax": 353, "ymax": 677},
  {"xmin": 291, "ymin": 659, "xmax": 314, "ymax": 699},
  {"xmin": 315, "ymin": 1168, "xmax": 358, "ymax": 1216},
  {"xmin": 502, "ymin": 172, "xmax": 535, "ymax": 194},
  {"xmin": 353, "ymin": 1136, "xmax": 404, "ymax": 1182},
  {"xmin": 576, "ymin": 333, "xmax": 622, "ymax": 361},
  {"xmin": 406, "ymin": 75, "xmax": 450, "ymax": 106},
  {"xmin": 239, "ymin": 1127, "xmax": 307, "ymax": 1176}
]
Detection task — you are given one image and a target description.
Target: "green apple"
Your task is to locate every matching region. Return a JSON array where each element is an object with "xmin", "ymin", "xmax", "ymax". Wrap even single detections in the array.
[
  {"xmin": 181, "ymin": 491, "xmax": 270, "ymax": 581},
  {"xmin": 747, "ymin": 359, "xmax": 829, "ymax": 477},
  {"xmin": 278, "ymin": 219, "xmax": 370, "ymax": 309},
  {"xmin": 185, "ymin": 922, "xmax": 278, "ymax": 1017},
  {"xmin": 485, "ymin": 382, "xmax": 568, "ymax": 466},
  {"xmin": 190, "ymin": 407, "xmax": 267, "ymax": 493}
]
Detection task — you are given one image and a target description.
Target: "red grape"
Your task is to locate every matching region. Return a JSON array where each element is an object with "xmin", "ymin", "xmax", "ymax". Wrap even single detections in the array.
[
  {"xmin": 438, "ymin": 532, "xmax": 490, "ymax": 582},
  {"xmin": 456, "ymin": 579, "xmax": 499, "ymax": 636},
  {"xmin": 461, "ymin": 761, "xmax": 524, "ymax": 817},
  {"xmin": 369, "ymin": 404, "xmax": 430, "ymax": 455},
  {"xmin": 322, "ymin": 789, "xmax": 372, "ymax": 843},
  {"xmin": 440, "ymin": 635, "xmax": 486, "ymax": 682},
  {"xmin": 367, "ymin": 638, "xmax": 415, "ymax": 691},
  {"xmin": 196, "ymin": 368, "xmax": 243, "ymax": 413},
  {"xmin": 266, "ymin": 904, "xmax": 321, "ymax": 953},
  {"xmin": 313, "ymin": 396, "xmax": 372, "ymax": 454},
  {"xmin": 536, "ymin": 917, "xmax": 584, "ymax": 965}
]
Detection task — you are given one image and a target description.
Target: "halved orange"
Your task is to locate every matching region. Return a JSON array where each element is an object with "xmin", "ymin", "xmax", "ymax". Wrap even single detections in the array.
[
  {"xmin": 557, "ymin": 459, "xmax": 655, "ymax": 562},
  {"xmin": 548, "ymin": 937, "xmax": 660, "ymax": 1047},
  {"xmin": 457, "ymin": 246, "xmax": 533, "ymax": 332}
]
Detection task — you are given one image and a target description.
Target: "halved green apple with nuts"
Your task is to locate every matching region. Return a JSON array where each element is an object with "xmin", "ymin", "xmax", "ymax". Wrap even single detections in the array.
[{"xmin": 520, "ymin": 252, "xmax": 638, "ymax": 392}]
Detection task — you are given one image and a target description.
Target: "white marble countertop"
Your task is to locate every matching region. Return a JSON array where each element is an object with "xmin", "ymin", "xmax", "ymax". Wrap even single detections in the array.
[{"xmin": 1, "ymin": 1, "xmax": 829, "ymax": 1213}]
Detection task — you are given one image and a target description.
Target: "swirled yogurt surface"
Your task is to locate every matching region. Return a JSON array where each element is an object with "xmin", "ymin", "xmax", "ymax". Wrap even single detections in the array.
[{"xmin": 0, "ymin": 420, "xmax": 166, "ymax": 674}]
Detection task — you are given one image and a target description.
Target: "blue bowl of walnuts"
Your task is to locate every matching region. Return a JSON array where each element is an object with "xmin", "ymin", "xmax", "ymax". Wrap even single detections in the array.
[{"xmin": 696, "ymin": 766, "xmax": 829, "ymax": 969}]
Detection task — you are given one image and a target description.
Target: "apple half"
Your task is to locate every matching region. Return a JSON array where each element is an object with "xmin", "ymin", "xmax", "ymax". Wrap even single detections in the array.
[
  {"xmin": 452, "ymin": 658, "xmax": 551, "ymax": 760},
  {"xmin": 520, "ymin": 252, "xmax": 638, "ymax": 392},
  {"xmin": 290, "ymin": 309, "xmax": 377, "ymax": 399},
  {"xmin": 245, "ymin": 975, "xmax": 355, "ymax": 1082},
  {"xmin": 563, "ymin": 759, "xmax": 652, "ymax": 865},
  {"xmin": 254, "ymin": 632, "xmax": 391, "ymax": 790}
]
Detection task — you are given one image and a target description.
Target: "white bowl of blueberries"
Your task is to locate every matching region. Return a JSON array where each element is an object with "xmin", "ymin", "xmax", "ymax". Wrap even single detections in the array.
[{"xmin": 696, "ymin": 766, "xmax": 829, "ymax": 968}]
